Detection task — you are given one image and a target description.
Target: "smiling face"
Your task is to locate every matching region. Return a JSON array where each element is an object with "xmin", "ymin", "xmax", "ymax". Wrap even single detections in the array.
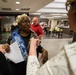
[{"xmin": 18, "ymin": 15, "xmax": 31, "ymax": 32}]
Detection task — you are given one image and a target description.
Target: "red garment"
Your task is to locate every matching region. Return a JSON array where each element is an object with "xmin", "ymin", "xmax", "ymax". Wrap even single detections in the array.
[{"xmin": 30, "ymin": 24, "xmax": 44, "ymax": 36}]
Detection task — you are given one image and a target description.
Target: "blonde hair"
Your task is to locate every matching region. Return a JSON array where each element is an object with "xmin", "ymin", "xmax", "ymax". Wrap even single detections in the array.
[{"xmin": 13, "ymin": 14, "xmax": 30, "ymax": 26}]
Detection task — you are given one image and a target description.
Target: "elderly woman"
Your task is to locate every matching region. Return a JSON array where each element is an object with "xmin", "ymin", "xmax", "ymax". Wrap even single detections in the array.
[{"xmin": 4, "ymin": 14, "xmax": 48, "ymax": 75}]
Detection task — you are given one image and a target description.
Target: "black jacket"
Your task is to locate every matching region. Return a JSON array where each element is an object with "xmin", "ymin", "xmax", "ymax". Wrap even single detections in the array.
[{"xmin": 0, "ymin": 52, "xmax": 12, "ymax": 75}]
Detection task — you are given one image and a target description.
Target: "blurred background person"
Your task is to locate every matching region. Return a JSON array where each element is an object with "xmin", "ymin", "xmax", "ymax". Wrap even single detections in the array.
[{"xmin": 30, "ymin": 17, "xmax": 44, "ymax": 39}]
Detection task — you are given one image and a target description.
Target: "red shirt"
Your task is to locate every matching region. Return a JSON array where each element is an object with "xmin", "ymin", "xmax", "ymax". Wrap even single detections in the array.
[{"xmin": 30, "ymin": 24, "xmax": 44, "ymax": 36}]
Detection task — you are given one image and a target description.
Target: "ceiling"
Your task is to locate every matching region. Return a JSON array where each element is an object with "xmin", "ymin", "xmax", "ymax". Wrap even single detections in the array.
[{"xmin": 0, "ymin": 0, "xmax": 68, "ymax": 19}]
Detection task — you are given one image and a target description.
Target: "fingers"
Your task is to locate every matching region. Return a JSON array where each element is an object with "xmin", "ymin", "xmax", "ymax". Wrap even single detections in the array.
[
  {"xmin": 0, "ymin": 45, "xmax": 6, "ymax": 54},
  {"xmin": 3, "ymin": 44, "xmax": 10, "ymax": 53},
  {"xmin": 30, "ymin": 37, "xmax": 40, "ymax": 46}
]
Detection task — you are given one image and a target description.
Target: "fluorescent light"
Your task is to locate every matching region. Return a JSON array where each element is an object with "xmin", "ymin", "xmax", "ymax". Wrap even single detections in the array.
[
  {"xmin": 29, "ymin": 13, "xmax": 41, "ymax": 15},
  {"xmin": 45, "ymin": 3, "xmax": 66, "ymax": 8},
  {"xmin": 16, "ymin": 1, "xmax": 20, "ymax": 4},
  {"xmin": 37, "ymin": 9, "xmax": 67, "ymax": 13},
  {"xmin": 51, "ymin": 14, "xmax": 62, "ymax": 16},
  {"xmin": 53, "ymin": 16, "xmax": 62, "ymax": 17},
  {"xmin": 36, "ymin": 0, "xmax": 67, "ymax": 19},
  {"xmin": 54, "ymin": 0, "xmax": 67, "ymax": 3},
  {"xmin": 50, "ymin": 14, "xmax": 67, "ymax": 16}
]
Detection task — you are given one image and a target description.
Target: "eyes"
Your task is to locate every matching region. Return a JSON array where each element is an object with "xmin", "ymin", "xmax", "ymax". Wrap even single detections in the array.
[{"xmin": 21, "ymin": 20, "xmax": 30, "ymax": 25}]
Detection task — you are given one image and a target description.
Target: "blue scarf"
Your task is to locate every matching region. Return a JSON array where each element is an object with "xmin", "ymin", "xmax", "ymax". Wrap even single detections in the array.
[{"xmin": 12, "ymin": 28, "xmax": 28, "ymax": 61}]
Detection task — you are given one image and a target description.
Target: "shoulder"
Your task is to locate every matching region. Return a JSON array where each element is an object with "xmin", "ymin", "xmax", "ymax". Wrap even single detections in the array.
[
  {"xmin": 30, "ymin": 29, "xmax": 38, "ymax": 38},
  {"xmin": 0, "ymin": 52, "xmax": 5, "ymax": 59}
]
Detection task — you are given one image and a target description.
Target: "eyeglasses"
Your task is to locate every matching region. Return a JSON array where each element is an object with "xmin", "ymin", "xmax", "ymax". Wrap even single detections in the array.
[
  {"xmin": 66, "ymin": 1, "xmax": 76, "ymax": 11},
  {"xmin": 66, "ymin": 1, "xmax": 71, "ymax": 11}
]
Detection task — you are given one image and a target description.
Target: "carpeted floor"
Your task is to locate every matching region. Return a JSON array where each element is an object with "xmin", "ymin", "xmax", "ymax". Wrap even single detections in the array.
[{"xmin": 41, "ymin": 38, "xmax": 72, "ymax": 59}]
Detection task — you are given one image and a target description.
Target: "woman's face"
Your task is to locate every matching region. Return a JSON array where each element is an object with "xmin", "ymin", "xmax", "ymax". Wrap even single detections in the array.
[{"xmin": 19, "ymin": 18, "xmax": 31, "ymax": 32}]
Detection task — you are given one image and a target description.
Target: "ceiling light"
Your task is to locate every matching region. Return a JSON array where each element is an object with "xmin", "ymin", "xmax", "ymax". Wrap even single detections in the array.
[
  {"xmin": 29, "ymin": 13, "xmax": 41, "ymax": 15},
  {"xmin": 37, "ymin": 9, "xmax": 67, "ymax": 13},
  {"xmin": 50, "ymin": 14, "xmax": 67, "ymax": 16},
  {"xmin": 53, "ymin": 16, "xmax": 62, "ymax": 17},
  {"xmin": 16, "ymin": 1, "xmax": 20, "ymax": 4},
  {"xmin": 50, "ymin": 14, "xmax": 62, "ymax": 16},
  {"xmin": 45, "ymin": 3, "xmax": 66, "ymax": 8},
  {"xmin": 16, "ymin": 9, "xmax": 19, "ymax": 11},
  {"xmin": 21, "ymin": 8, "xmax": 30, "ymax": 11}
]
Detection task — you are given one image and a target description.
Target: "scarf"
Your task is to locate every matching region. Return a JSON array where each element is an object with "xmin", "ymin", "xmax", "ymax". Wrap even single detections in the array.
[{"xmin": 12, "ymin": 28, "xmax": 28, "ymax": 61}]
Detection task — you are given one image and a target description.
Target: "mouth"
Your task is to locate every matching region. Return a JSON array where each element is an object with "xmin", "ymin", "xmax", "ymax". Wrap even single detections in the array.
[
  {"xmin": 23, "ymin": 26, "xmax": 30, "ymax": 30},
  {"xmin": 26, "ymin": 25, "xmax": 30, "ymax": 29}
]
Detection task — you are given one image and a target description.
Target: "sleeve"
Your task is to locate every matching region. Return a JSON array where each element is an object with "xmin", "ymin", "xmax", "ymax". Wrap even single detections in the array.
[
  {"xmin": 6, "ymin": 36, "xmax": 12, "ymax": 45},
  {"xmin": 37, "ymin": 45, "xmax": 43, "ymax": 53},
  {"xmin": 26, "ymin": 56, "xmax": 40, "ymax": 75},
  {"xmin": 0, "ymin": 52, "xmax": 12, "ymax": 75},
  {"xmin": 36, "ymin": 50, "xmax": 70, "ymax": 75},
  {"xmin": 39, "ymin": 26, "xmax": 44, "ymax": 35}
]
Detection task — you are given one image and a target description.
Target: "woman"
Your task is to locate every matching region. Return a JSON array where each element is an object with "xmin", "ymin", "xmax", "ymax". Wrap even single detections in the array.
[
  {"xmin": 26, "ymin": 38, "xmax": 40, "ymax": 75},
  {"xmin": 27, "ymin": 37, "xmax": 76, "ymax": 75},
  {"xmin": 5, "ymin": 14, "xmax": 48, "ymax": 75}
]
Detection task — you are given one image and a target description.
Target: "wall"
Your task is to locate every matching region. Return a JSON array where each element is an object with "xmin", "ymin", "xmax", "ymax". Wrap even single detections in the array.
[{"xmin": 1, "ymin": 16, "xmax": 15, "ymax": 32}]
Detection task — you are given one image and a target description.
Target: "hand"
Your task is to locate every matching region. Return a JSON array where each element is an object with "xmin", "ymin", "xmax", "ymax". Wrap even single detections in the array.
[
  {"xmin": 30, "ymin": 38, "xmax": 40, "ymax": 48},
  {"xmin": 3, "ymin": 44, "xmax": 10, "ymax": 53},
  {"xmin": 29, "ymin": 38, "xmax": 40, "ymax": 56},
  {"xmin": 41, "ymin": 49, "xmax": 48, "ymax": 64},
  {"xmin": 0, "ymin": 45, "xmax": 6, "ymax": 54}
]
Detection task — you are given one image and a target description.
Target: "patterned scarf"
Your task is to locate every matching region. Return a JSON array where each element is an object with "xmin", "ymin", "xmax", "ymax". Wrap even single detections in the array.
[{"xmin": 12, "ymin": 28, "xmax": 28, "ymax": 61}]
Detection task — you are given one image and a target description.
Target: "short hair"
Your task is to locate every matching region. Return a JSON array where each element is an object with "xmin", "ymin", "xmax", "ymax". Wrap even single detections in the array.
[{"xmin": 16, "ymin": 14, "xmax": 31, "ymax": 24}]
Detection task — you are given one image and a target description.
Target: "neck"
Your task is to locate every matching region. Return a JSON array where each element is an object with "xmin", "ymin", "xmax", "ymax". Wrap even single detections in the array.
[{"xmin": 19, "ymin": 30, "xmax": 30, "ymax": 37}]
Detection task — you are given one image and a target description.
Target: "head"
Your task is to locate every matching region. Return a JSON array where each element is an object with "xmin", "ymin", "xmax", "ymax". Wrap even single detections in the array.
[
  {"xmin": 66, "ymin": 1, "xmax": 76, "ymax": 32},
  {"xmin": 32, "ymin": 17, "xmax": 39, "ymax": 26},
  {"xmin": 17, "ymin": 14, "xmax": 31, "ymax": 32}
]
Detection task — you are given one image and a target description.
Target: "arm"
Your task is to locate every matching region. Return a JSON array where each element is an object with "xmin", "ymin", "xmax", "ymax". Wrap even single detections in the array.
[
  {"xmin": 29, "ymin": 38, "xmax": 40, "ymax": 56},
  {"xmin": 0, "ymin": 44, "xmax": 10, "ymax": 54},
  {"xmin": 38, "ymin": 34, "xmax": 44, "ymax": 39},
  {"xmin": 0, "ymin": 45, "xmax": 6, "ymax": 54},
  {"xmin": 26, "ymin": 38, "xmax": 40, "ymax": 75}
]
